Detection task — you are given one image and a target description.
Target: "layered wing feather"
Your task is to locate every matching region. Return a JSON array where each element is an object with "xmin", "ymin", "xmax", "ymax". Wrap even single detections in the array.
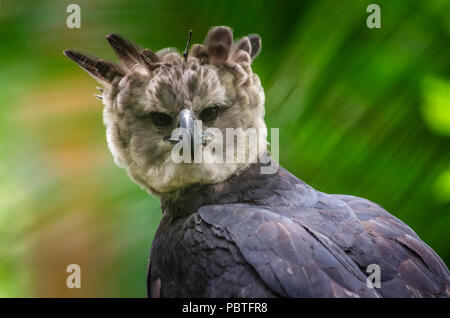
[{"xmin": 197, "ymin": 170, "xmax": 450, "ymax": 297}]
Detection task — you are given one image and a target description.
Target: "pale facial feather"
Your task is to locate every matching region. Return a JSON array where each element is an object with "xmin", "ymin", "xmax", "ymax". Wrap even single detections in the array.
[
  {"xmin": 102, "ymin": 54, "xmax": 266, "ymax": 195},
  {"xmin": 59, "ymin": 27, "xmax": 265, "ymax": 196}
]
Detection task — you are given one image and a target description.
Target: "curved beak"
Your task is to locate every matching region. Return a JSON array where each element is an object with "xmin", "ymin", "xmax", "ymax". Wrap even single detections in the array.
[
  {"xmin": 178, "ymin": 109, "xmax": 200, "ymax": 162},
  {"xmin": 178, "ymin": 109, "xmax": 196, "ymax": 137}
]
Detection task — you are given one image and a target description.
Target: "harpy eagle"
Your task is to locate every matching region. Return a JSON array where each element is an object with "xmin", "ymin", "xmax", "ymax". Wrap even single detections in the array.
[{"xmin": 64, "ymin": 26, "xmax": 450, "ymax": 297}]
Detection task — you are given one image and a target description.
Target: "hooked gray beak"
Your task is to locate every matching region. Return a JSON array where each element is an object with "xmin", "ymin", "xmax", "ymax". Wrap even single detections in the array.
[
  {"xmin": 178, "ymin": 109, "xmax": 196, "ymax": 137},
  {"xmin": 178, "ymin": 109, "xmax": 200, "ymax": 162},
  {"xmin": 164, "ymin": 109, "xmax": 213, "ymax": 162}
]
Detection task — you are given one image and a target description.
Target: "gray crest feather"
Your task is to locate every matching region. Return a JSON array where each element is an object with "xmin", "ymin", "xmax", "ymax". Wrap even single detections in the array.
[
  {"xmin": 204, "ymin": 26, "xmax": 233, "ymax": 63},
  {"xmin": 247, "ymin": 34, "xmax": 261, "ymax": 59},
  {"xmin": 63, "ymin": 49, "xmax": 124, "ymax": 84},
  {"xmin": 106, "ymin": 33, "xmax": 142, "ymax": 69}
]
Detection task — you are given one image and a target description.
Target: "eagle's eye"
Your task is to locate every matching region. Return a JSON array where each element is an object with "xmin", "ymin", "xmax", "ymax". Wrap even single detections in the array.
[
  {"xmin": 199, "ymin": 106, "xmax": 220, "ymax": 122},
  {"xmin": 151, "ymin": 112, "xmax": 173, "ymax": 127}
]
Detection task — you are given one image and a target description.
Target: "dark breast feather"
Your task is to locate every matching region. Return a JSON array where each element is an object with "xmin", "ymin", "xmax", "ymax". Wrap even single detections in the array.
[{"xmin": 148, "ymin": 210, "xmax": 278, "ymax": 297}]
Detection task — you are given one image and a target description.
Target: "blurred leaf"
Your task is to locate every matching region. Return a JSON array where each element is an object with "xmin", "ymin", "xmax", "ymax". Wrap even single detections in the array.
[{"xmin": 421, "ymin": 77, "xmax": 450, "ymax": 136}]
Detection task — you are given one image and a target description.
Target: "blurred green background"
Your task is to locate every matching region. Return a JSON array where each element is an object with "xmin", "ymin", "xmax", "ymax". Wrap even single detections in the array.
[{"xmin": 0, "ymin": 0, "xmax": 449, "ymax": 297}]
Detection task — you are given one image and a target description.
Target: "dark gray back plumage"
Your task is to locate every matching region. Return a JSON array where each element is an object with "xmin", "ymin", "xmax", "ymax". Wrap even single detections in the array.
[{"xmin": 148, "ymin": 161, "xmax": 450, "ymax": 298}]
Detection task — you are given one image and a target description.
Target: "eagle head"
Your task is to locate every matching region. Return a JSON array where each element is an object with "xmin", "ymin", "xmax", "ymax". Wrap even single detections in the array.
[{"xmin": 64, "ymin": 26, "xmax": 267, "ymax": 195}]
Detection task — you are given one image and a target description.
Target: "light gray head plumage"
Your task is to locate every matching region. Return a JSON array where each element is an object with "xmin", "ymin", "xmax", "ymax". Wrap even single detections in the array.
[{"xmin": 64, "ymin": 26, "xmax": 266, "ymax": 196}]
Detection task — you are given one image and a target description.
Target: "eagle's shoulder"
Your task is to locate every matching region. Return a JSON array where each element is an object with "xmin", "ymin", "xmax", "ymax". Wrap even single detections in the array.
[
  {"xmin": 197, "ymin": 203, "xmax": 380, "ymax": 297},
  {"xmin": 151, "ymin": 163, "xmax": 449, "ymax": 297},
  {"xmin": 196, "ymin": 185, "xmax": 450, "ymax": 297}
]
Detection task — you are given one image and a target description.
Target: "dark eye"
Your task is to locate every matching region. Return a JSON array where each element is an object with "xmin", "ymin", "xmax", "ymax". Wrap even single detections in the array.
[
  {"xmin": 199, "ymin": 106, "xmax": 220, "ymax": 122},
  {"xmin": 151, "ymin": 112, "xmax": 173, "ymax": 127}
]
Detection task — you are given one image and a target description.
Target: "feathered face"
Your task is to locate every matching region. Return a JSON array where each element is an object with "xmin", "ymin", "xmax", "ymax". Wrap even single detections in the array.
[{"xmin": 64, "ymin": 26, "xmax": 267, "ymax": 195}]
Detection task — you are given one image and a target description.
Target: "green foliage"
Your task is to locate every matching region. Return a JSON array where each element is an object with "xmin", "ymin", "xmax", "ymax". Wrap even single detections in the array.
[{"xmin": 0, "ymin": 0, "xmax": 448, "ymax": 297}]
